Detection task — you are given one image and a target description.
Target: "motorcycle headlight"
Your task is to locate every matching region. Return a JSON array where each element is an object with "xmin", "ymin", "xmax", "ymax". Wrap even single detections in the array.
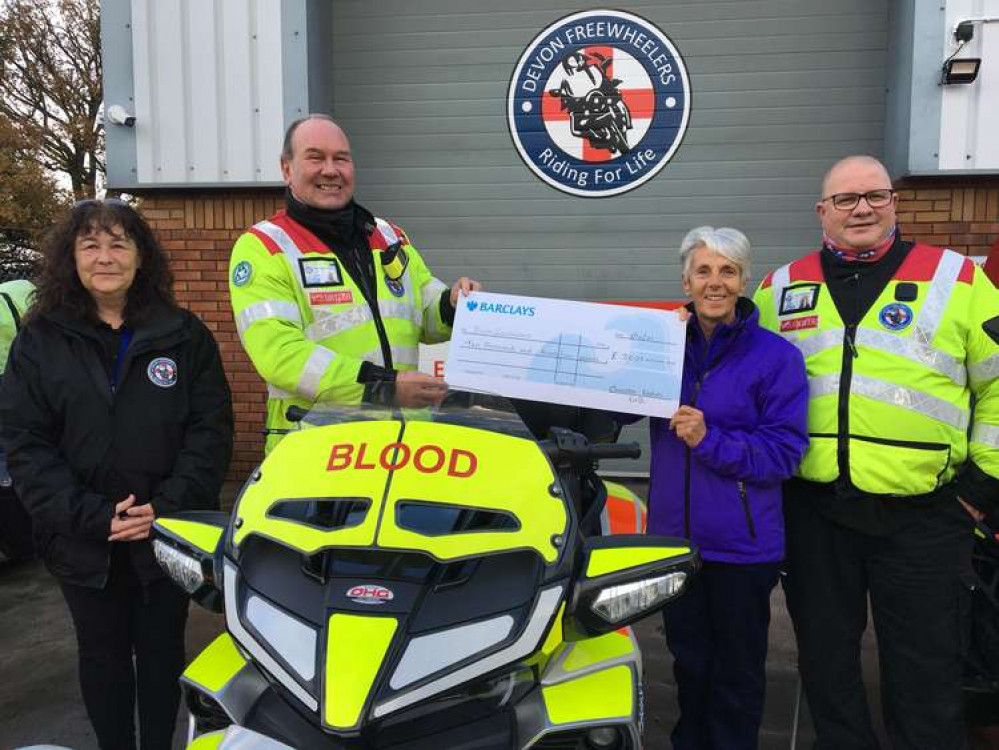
[
  {"xmin": 591, "ymin": 572, "xmax": 687, "ymax": 624},
  {"xmin": 153, "ymin": 539, "xmax": 204, "ymax": 594}
]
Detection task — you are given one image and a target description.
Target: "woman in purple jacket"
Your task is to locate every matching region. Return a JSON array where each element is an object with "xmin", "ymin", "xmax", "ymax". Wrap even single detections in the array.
[{"xmin": 647, "ymin": 226, "xmax": 808, "ymax": 749}]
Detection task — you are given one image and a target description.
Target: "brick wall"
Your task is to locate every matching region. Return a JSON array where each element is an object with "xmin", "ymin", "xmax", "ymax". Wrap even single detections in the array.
[
  {"xmin": 895, "ymin": 178, "xmax": 999, "ymax": 257},
  {"xmin": 137, "ymin": 180, "xmax": 999, "ymax": 481},
  {"xmin": 138, "ymin": 191, "xmax": 282, "ymax": 480}
]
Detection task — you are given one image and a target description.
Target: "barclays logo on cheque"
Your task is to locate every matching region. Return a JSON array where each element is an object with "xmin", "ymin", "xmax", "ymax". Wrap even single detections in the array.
[{"xmin": 466, "ymin": 300, "xmax": 537, "ymax": 317}]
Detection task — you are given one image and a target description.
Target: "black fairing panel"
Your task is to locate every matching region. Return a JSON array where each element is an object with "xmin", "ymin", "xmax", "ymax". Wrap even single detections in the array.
[{"xmin": 245, "ymin": 685, "xmax": 517, "ymax": 750}]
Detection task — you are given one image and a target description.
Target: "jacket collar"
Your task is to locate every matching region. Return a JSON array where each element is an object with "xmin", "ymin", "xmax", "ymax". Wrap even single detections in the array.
[
  {"xmin": 43, "ymin": 299, "xmax": 185, "ymax": 346},
  {"xmin": 686, "ymin": 296, "xmax": 758, "ymax": 347}
]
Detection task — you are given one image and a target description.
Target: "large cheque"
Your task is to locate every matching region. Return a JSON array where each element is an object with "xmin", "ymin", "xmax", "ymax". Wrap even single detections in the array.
[{"xmin": 445, "ymin": 292, "xmax": 685, "ymax": 417}]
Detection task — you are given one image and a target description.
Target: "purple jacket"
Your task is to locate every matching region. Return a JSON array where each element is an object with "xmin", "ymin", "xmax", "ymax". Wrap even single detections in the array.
[{"xmin": 645, "ymin": 299, "xmax": 808, "ymax": 564}]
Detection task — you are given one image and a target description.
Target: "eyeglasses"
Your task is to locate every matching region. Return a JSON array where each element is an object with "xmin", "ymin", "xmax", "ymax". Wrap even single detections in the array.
[
  {"xmin": 820, "ymin": 189, "xmax": 895, "ymax": 211},
  {"xmin": 72, "ymin": 197, "xmax": 131, "ymax": 209}
]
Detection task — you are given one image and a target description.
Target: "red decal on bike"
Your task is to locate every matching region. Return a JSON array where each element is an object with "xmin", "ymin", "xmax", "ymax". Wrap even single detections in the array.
[
  {"xmin": 346, "ymin": 584, "xmax": 394, "ymax": 605},
  {"xmin": 327, "ymin": 443, "xmax": 478, "ymax": 477}
]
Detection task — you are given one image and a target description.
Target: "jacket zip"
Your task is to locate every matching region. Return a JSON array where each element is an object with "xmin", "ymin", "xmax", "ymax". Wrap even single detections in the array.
[
  {"xmin": 837, "ymin": 272, "xmax": 861, "ymax": 484},
  {"xmin": 355, "ymin": 248, "xmax": 394, "ymax": 370},
  {"xmin": 738, "ymin": 481, "xmax": 757, "ymax": 539},
  {"xmin": 683, "ymin": 380, "xmax": 702, "ymax": 538}
]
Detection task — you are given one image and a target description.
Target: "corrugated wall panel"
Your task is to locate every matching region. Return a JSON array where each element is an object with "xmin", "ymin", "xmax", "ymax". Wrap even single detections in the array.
[
  {"xmin": 128, "ymin": 0, "xmax": 287, "ymax": 185},
  {"xmin": 329, "ymin": 0, "xmax": 888, "ymax": 471},
  {"xmin": 330, "ymin": 0, "xmax": 888, "ymax": 301}
]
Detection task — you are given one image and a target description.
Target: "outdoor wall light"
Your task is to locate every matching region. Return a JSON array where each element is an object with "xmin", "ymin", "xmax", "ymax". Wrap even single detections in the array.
[{"xmin": 941, "ymin": 57, "xmax": 982, "ymax": 85}]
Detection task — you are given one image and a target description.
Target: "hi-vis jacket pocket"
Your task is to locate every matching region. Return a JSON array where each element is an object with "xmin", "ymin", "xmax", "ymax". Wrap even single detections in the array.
[{"xmin": 848, "ymin": 435, "xmax": 951, "ymax": 496}]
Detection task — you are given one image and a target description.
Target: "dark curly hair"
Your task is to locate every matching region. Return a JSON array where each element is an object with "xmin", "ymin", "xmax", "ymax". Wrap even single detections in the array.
[{"xmin": 30, "ymin": 200, "xmax": 176, "ymax": 324}]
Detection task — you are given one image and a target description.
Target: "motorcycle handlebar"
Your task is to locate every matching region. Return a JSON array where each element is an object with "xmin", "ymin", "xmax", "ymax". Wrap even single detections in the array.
[{"xmin": 541, "ymin": 440, "xmax": 641, "ymax": 463}]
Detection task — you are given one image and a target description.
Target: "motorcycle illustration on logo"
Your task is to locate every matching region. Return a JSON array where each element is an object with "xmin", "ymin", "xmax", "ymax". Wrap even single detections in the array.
[{"xmin": 548, "ymin": 51, "xmax": 634, "ymax": 157}]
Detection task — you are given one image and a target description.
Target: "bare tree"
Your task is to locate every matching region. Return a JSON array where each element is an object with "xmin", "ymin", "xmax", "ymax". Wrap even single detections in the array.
[{"xmin": 0, "ymin": 0, "xmax": 102, "ymax": 200}]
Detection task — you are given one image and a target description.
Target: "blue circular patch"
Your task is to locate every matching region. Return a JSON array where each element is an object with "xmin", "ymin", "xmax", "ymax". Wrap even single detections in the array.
[
  {"xmin": 507, "ymin": 9, "xmax": 691, "ymax": 197},
  {"xmin": 232, "ymin": 260, "xmax": 253, "ymax": 287},
  {"xmin": 879, "ymin": 302, "xmax": 914, "ymax": 331},
  {"xmin": 385, "ymin": 277, "xmax": 406, "ymax": 298},
  {"xmin": 147, "ymin": 357, "xmax": 178, "ymax": 388}
]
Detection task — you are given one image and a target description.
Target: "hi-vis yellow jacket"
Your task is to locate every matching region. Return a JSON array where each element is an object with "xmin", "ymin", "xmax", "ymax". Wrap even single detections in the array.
[
  {"xmin": 754, "ymin": 244, "xmax": 999, "ymax": 497},
  {"xmin": 0, "ymin": 279, "xmax": 34, "ymax": 374},
  {"xmin": 229, "ymin": 210, "xmax": 451, "ymax": 452}
]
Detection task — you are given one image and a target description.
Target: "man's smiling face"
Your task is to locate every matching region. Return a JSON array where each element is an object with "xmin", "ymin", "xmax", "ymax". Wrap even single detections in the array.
[
  {"xmin": 281, "ymin": 118, "xmax": 355, "ymax": 211},
  {"xmin": 816, "ymin": 157, "xmax": 897, "ymax": 251}
]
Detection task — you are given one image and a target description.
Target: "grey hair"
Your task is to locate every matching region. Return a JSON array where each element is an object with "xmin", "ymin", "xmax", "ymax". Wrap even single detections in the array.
[{"xmin": 679, "ymin": 226, "xmax": 752, "ymax": 282}]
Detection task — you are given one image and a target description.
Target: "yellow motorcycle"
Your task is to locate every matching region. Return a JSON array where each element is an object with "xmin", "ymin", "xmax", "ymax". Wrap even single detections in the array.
[{"xmin": 151, "ymin": 395, "xmax": 699, "ymax": 749}]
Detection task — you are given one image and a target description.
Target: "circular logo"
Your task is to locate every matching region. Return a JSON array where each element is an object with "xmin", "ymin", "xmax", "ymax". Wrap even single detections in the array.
[
  {"xmin": 878, "ymin": 303, "xmax": 914, "ymax": 331},
  {"xmin": 147, "ymin": 357, "xmax": 178, "ymax": 388},
  {"xmin": 507, "ymin": 9, "xmax": 691, "ymax": 197},
  {"xmin": 232, "ymin": 260, "xmax": 253, "ymax": 287},
  {"xmin": 385, "ymin": 276, "xmax": 406, "ymax": 298}
]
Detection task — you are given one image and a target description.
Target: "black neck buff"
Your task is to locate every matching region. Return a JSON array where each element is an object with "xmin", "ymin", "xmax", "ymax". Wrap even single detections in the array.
[{"xmin": 284, "ymin": 188, "xmax": 359, "ymax": 247}]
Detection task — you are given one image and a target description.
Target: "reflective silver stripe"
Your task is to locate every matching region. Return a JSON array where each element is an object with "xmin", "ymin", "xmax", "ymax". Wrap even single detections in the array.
[
  {"xmin": 855, "ymin": 328, "xmax": 966, "ymax": 386},
  {"xmin": 375, "ymin": 217, "xmax": 400, "ymax": 246},
  {"xmin": 305, "ymin": 305, "xmax": 374, "ymax": 342},
  {"xmin": 235, "ymin": 300, "xmax": 302, "ymax": 337},
  {"xmin": 808, "ymin": 373, "xmax": 840, "ymax": 400},
  {"xmin": 296, "ymin": 347, "xmax": 336, "ymax": 400},
  {"xmin": 380, "ymin": 299, "xmax": 422, "ymax": 328},
  {"xmin": 770, "ymin": 264, "xmax": 791, "ymax": 318},
  {"xmin": 373, "ymin": 585, "xmax": 564, "ymax": 718},
  {"xmin": 253, "ymin": 220, "xmax": 305, "ymax": 263},
  {"xmin": 267, "ymin": 384, "xmax": 296, "ymax": 401},
  {"xmin": 793, "ymin": 328, "xmax": 844, "ymax": 359},
  {"xmin": 972, "ymin": 423, "xmax": 999, "ymax": 449},
  {"xmin": 792, "ymin": 327, "xmax": 966, "ymax": 386},
  {"xmin": 851, "ymin": 374, "xmax": 969, "ymax": 431},
  {"xmin": 421, "ymin": 278, "xmax": 448, "ymax": 312},
  {"xmin": 970, "ymin": 355, "xmax": 999, "ymax": 388},
  {"xmin": 360, "ymin": 345, "xmax": 419, "ymax": 369},
  {"xmin": 224, "ymin": 560, "xmax": 318, "ymax": 711},
  {"xmin": 913, "ymin": 250, "xmax": 964, "ymax": 347}
]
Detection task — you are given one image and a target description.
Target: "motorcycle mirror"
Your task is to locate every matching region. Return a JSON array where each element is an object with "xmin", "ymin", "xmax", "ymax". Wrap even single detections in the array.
[
  {"xmin": 152, "ymin": 511, "xmax": 229, "ymax": 613},
  {"xmin": 562, "ymin": 534, "xmax": 700, "ymax": 640}
]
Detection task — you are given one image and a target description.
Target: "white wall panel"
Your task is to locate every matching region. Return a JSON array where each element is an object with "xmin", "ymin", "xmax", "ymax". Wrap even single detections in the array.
[{"xmin": 124, "ymin": 0, "xmax": 286, "ymax": 185}]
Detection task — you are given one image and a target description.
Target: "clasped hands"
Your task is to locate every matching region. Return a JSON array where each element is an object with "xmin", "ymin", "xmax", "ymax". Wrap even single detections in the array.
[{"xmin": 108, "ymin": 494, "xmax": 155, "ymax": 542}]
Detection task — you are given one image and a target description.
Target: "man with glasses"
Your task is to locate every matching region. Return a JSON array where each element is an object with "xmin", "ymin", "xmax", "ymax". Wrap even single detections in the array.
[{"xmin": 754, "ymin": 155, "xmax": 999, "ymax": 749}]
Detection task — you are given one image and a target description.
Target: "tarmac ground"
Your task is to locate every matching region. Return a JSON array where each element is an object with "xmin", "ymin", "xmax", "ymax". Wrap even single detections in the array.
[{"xmin": 1, "ymin": 478, "xmax": 996, "ymax": 749}]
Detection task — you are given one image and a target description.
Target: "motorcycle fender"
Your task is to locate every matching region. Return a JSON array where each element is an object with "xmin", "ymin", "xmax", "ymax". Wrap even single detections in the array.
[
  {"xmin": 541, "ymin": 663, "xmax": 635, "ymax": 725},
  {"xmin": 181, "ymin": 632, "xmax": 269, "ymax": 726},
  {"xmin": 187, "ymin": 731, "xmax": 225, "ymax": 750}
]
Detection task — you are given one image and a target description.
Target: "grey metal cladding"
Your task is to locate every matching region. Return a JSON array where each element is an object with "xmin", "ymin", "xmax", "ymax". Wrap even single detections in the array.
[
  {"xmin": 329, "ymin": 0, "xmax": 887, "ymax": 473},
  {"xmin": 329, "ymin": 0, "xmax": 888, "ymax": 304}
]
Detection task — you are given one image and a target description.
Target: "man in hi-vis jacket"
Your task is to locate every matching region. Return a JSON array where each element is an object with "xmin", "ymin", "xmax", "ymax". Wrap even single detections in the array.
[
  {"xmin": 229, "ymin": 115, "xmax": 480, "ymax": 452},
  {"xmin": 755, "ymin": 155, "xmax": 999, "ymax": 750}
]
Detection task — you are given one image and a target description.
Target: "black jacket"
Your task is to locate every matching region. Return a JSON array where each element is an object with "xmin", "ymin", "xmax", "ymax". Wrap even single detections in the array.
[{"xmin": 0, "ymin": 304, "xmax": 233, "ymax": 587}]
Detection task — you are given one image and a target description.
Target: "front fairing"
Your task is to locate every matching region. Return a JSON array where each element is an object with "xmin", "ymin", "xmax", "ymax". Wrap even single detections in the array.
[{"xmin": 221, "ymin": 396, "xmax": 576, "ymax": 737}]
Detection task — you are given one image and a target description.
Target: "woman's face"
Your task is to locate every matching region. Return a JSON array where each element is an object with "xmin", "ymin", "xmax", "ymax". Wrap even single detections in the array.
[
  {"xmin": 682, "ymin": 245, "xmax": 746, "ymax": 326},
  {"xmin": 74, "ymin": 224, "xmax": 141, "ymax": 305}
]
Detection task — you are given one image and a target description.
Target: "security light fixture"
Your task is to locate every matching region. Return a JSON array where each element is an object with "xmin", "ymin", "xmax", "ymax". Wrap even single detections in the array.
[{"xmin": 941, "ymin": 57, "xmax": 982, "ymax": 85}]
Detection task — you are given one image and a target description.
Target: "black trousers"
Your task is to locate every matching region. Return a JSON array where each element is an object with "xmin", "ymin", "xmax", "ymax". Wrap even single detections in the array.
[
  {"xmin": 60, "ymin": 564, "xmax": 190, "ymax": 750},
  {"xmin": 663, "ymin": 560, "xmax": 781, "ymax": 750},
  {"xmin": 783, "ymin": 489, "xmax": 972, "ymax": 750}
]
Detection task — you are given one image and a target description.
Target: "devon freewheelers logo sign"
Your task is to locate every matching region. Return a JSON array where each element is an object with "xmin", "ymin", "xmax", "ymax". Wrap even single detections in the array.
[{"xmin": 508, "ymin": 10, "xmax": 691, "ymax": 197}]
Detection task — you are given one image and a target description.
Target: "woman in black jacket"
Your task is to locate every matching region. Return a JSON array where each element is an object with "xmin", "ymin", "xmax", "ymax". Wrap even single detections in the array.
[{"xmin": 0, "ymin": 200, "xmax": 233, "ymax": 750}]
